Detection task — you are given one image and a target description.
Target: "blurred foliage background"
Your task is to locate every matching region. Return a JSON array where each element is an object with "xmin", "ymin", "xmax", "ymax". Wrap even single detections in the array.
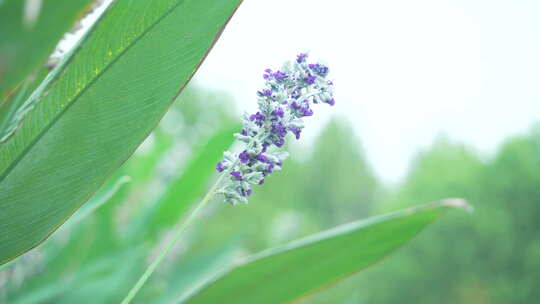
[{"xmin": 1, "ymin": 84, "xmax": 539, "ymax": 303}]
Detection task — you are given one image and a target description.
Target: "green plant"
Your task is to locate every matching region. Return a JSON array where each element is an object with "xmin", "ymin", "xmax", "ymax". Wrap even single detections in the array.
[{"xmin": 0, "ymin": 1, "xmax": 470, "ymax": 303}]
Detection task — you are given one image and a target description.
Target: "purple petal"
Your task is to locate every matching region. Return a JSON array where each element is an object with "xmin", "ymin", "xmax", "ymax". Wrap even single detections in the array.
[
  {"xmin": 230, "ymin": 171, "xmax": 243, "ymax": 180},
  {"xmin": 257, "ymin": 153, "xmax": 269, "ymax": 163},
  {"xmin": 305, "ymin": 74, "xmax": 316, "ymax": 84},
  {"xmin": 296, "ymin": 53, "xmax": 308, "ymax": 63},
  {"xmin": 327, "ymin": 98, "xmax": 335, "ymax": 106},
  {"xmin": 239, "ymin": 150, "xmax": 250, "ymax": 163}
]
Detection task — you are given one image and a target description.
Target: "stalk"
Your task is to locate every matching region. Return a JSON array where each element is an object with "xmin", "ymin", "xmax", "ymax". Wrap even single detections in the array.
[{"xmin": 121, "ymin": 173, "xmax": 226, "ymax": 304}]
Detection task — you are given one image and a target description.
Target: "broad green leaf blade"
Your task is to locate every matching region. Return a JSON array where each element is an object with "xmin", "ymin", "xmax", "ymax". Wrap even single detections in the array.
[
  {"xmin": 0, "ymin": 0, "xmax": 243, "ymax": 264},
  {"xmin": 184, "ymin": 199, "xmax": 471, "ymax": 304},
  {"xmin": 0, "ymin": 0, "xmax": 94, "ymax": 95}
]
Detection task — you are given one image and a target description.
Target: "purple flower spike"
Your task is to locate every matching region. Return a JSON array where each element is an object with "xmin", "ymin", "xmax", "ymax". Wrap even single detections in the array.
[
  {"xmin": 297, "ymin": 53, "xmax": 308, "ymax": 63},
  {"xmin": 239, "ymin": 150, "xmax": 250, "ymax": 163},
  {"xmin": 263, "ymin": 68, "xmax": 272, "ymax": 80},
  {"xmin": 271, "ymin": 123, "xmax": 288, "ymax": 139},
  {"xmin": 302, "ymin": 107, "xmax": 313, "ymax": 117},
  {"xmin": 289, "ymin": 127, "xmax": 302, "ymax": 140},
  {"xmin": 257, "ymin": 153, "xmax": 269, "ymax": 163},
  {"xmin": 275, "ymin": 137, "xmax": 285, "ymax": 147},
  {"xmin": 304, "ymin": 74, "xmax": 317, "ymax": 84},
  {"xmin": 291, "ymin": 88, "xmax": 301, "ymax": 99},
  {"xmin": 239, "ymin": 188, "xmax": 252, "ymax": 197},
  {"xmin": 216, "ymin": 53, "xmax": 335, "ymax": 204},
  {"xmin": 273, "ymin": 71, "xmax": 287, "ymax": 81},
  {"xmin": 230, "ymin": 171, "xmax": 243, "ymax": 180},
  {"xmin": 257, "ymin": 89, "xmax": 272, "ymax": 97},
  {"xmin": 266, "ymin": 163, "xmax": 275, "ymax": 173},
  {"xmin": 272, "ymin": 107, "xmax": 285, "ymax": 118},
  {"xmin": 327, "ymin": 98, "xmax": 335, "ymax": 106},
  {"xmin": 305, "ymin": 74, "xmax": 316, "ymax": 84},
  {"xmin": 249, "ymin": 112, "xmax": 266, "ymax": 127},
  {"xmin": 308, "ymin": 63, "xmax": 329, "ymax": 77}
]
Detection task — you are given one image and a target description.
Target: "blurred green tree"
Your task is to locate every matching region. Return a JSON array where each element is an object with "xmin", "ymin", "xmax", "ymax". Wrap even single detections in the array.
[
  {"xmin": 301, "ymin": 117, "xmax": 380, "ymax": 226},
  {"xmin": 310, "ymin": 130, "xmax": 540, "ymax": 304}
]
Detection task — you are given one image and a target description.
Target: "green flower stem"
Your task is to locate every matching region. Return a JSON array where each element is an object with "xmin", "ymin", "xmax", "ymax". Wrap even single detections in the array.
[{"xmin": 121, "ymin": 173, "xmax": 227, "ymax": 304}]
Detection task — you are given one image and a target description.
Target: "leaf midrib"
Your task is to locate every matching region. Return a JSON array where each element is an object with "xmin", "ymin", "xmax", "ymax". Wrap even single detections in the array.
[{"xmin": 0, "ymin": 0, "xmax": 186, "ymax": 183}]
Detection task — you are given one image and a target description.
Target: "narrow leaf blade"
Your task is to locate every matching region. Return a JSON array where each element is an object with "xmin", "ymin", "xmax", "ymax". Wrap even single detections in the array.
[
  {"xmin": 184, "ymin": 199, "xmax": 471, "ymax": 304},
  {"xmin": 0, "ymin": 0, "xmax": 94, "ymax": 94}
]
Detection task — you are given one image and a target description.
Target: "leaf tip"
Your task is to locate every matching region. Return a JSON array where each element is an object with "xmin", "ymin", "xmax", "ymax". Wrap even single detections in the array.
[{"xmin": 440, "ymin": 198, "xmax": 473, "ymax": 213}]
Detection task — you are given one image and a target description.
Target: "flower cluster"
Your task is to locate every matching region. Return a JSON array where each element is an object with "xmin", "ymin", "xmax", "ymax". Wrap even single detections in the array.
[{"xmin": 216, "ymin": 53, "xmax": 335, "ymax": 204}]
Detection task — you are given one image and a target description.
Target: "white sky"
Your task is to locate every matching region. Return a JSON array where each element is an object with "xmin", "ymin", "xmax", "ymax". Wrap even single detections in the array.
[
  {"xmin": 63, "ymin": 0, "xmax": 540, "ymax": 182},
  {"xmin": 194, "ymin": 0, "xmax": 540, "ymax": 182}
]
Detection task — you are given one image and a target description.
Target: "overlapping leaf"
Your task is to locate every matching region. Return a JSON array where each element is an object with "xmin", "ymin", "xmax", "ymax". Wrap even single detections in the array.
[
  {"xmin": 0, "ymin": 0, "xmax": 243, "ymax": 264},
  {"xmin": 0, "ymin": 0, "xmax": 93, "ymax": 95},
  {"xmin": 184, "ymin": 199, "xmax": 470, "ymax": 304}
]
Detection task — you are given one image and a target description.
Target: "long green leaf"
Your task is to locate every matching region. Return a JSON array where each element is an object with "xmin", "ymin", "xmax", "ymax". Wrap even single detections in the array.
[
  {"xmin": 0, "ymin": 0, "xmax": 94, "ymax": 95},
  {"xmin": 0, "ymin": 78, "xmax": 31, "ymax": 142},
  {"xmin": 9, "ymin": 248, "xmax": 145, "ymax": 304},
  {"xmin": 0, "ymin": 67, "xmax": 50, "ymax": 143},
  {"xmin": 183, "ymin": 199, "xmax": 471, "ymax": 304},
  {"xmin": 0, "ymin": 0, "xmax": 243, "ymax": 265}
]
